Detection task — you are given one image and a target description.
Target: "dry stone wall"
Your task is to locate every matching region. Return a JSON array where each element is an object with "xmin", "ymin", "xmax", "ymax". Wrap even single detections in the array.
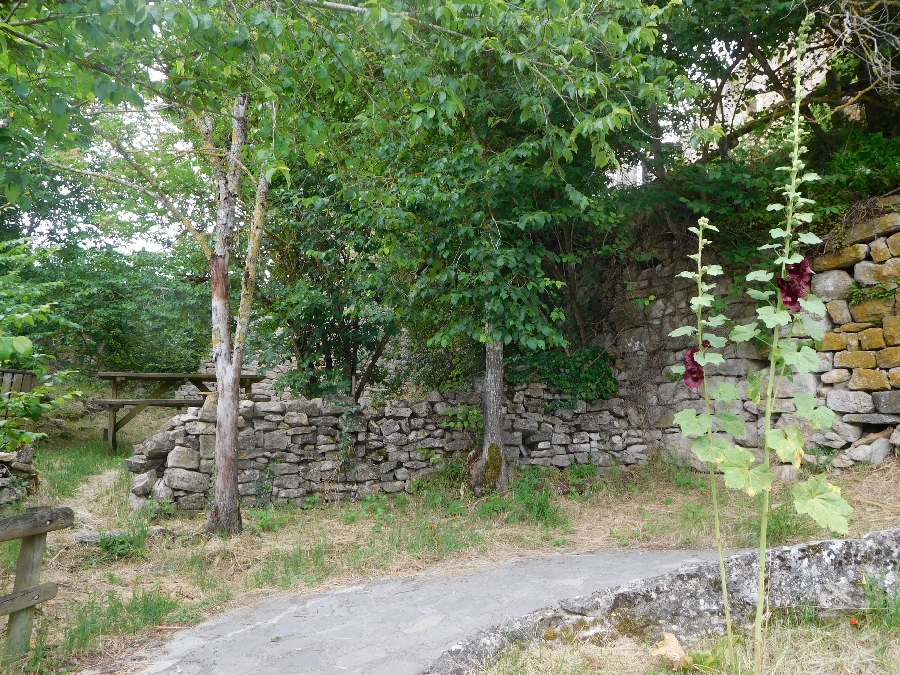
[{"xmin": 126, "ymin": 201, "xmax": 900, "ymax": 510}]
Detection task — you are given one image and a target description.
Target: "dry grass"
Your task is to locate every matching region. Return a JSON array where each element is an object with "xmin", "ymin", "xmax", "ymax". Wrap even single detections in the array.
[
  {"xmin": 482, "ymin": 620, "xmax": 900, "ymax": 675},
  {"xmin": 5, "ymin": 405, "xmax": 900, "ymax": 673}
]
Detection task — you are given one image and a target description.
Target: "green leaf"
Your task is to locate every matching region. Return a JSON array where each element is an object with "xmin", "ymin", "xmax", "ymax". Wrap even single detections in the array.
[
  {"xmin": 780, "ymin": 344, "xmax": 820, "ymax": 374},
  {"xmin": 769, "ymin": 227, "xmax": 790, "ymax": 239},
  {"xmin": 694, "ymin": 351, "xmax": 724, "ymax": 366},
  {"xmin": 10, "ymin": 336, "xmax": 32, "ymax": 357},
  {"xmin": 709, "ymin": 381, "xmax": 741, "ymax": 402},
  {"xmin": 691, "ymin": 435, "xmax": 732, "ymax": 463},
  {"xmin": 668, "ymin": 326, "xmax": 697, "ymax": 338},
  {"xmin": 747, "ymin": 371, "xmax": 763, "ymax": 404},
  {"xmin": 0, "ymin": 338, "xmax": 12, "ymax": 361},
  {"xmin": 766, "ymin": 426, "xmax": 804, "ymax": 466},
  {"xmin": 673, "ymin": 408, "xmax": 713, "ymax": 437},
  {"xmin": 747, "ymin": 289, "xmax": 774, "ymax": 302},
  {"xmin": 703, "ymin": 333, "xmax": 727, "ymax": 348},
  {"xmin": 729, "ymin": 322, "xmax": 759, "ymax": 343},
  {"xmin": 792, "ymin": 476, "xmax": 853, "ymax": 534},
  {"xmin": 766, "ymin": 203, "xmax": 785, "ymax": 211},
  {"xmin": 800, "ymin": 313, "xmax": 825, "ymax": 341},
  {"xmin": 797, "ymin": 232, "xmax": 822, "ymax": 245},
  {"xmin": 715, "ymin": 411, "xmax": 746, "ymax": 437},
  {"xmin": 793, "ymin": 393, "xmax": 836, "ymax": 430},
  {"xmin": 720, "ymin": 446, "xmax": 772, "ymax": 496},
  {"xmin": 757, "ymin": 306, "xmax": 791, "ymax": 328},
  {"xmin": 799, "ymin": 295, "xmax": 826, "ymax": 318},
  {"xmin": 746, "ymin": 270, "xmax": 773, "ymax": 282},
  {"xmin": 669, "ymin": 365, "xmax": 686, "ymax": 375}
]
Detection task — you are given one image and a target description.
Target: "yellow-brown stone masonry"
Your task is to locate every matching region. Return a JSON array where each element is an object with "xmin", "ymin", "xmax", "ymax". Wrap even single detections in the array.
[{"xmin": 849, "ymin": 368, "xmax": 891, "ymax": 390}]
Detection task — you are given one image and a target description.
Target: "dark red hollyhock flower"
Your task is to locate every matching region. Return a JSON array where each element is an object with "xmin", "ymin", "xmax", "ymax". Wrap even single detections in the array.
[
  {"xmin": 776, "ymin": 259, "xmax": 811, "ymax": 312},
  {"xmin": 683, "ymin": 340, "xmax": 711, "ymax": 389}
]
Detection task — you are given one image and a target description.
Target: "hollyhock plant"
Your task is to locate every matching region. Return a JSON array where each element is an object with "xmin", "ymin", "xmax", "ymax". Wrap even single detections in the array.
[
  {"xmin": 776, "ymin": 258, "xmax": 811, "ymax": 311},
  {"xmin": 683, "ymin": 340, "xmax": 711, "ymax": 389}
]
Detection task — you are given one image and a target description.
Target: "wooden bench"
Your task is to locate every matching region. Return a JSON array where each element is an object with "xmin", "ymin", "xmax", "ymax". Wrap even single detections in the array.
[{"xmin": 96, "ymin": 372, "xmax": 265, "ymax": 451}]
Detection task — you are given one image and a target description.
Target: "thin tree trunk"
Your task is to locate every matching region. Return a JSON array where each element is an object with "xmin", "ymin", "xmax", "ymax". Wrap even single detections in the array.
[{"xmin": 470, "ymin": 326, "xmax": 508, "ymax": 496}]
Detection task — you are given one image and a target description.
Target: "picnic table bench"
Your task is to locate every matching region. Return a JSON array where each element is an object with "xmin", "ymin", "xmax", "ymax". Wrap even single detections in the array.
[{"xmin": 95, "ymin": 372, "xmax": 265, "ymax": 451}]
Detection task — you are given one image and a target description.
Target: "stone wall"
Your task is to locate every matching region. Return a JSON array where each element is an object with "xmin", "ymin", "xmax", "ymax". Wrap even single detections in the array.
[{"xmin": 126, "ymin": 200, "xmax": 900, "ymax": 510}]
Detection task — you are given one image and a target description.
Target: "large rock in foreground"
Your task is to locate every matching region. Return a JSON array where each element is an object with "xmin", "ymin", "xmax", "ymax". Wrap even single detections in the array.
[{"xmin": 425, "ymin": 528, "xmax": 900, "ymax": 675}]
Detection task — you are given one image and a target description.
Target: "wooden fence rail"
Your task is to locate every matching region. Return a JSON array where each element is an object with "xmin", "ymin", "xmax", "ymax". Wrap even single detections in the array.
[{"xmin": 0, "ymin": 507, "xmax": 74, "ymax": 667}]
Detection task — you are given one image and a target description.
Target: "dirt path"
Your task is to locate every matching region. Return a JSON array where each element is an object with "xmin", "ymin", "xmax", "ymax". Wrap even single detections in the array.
[
  {"xmin": 68, "ymin": 468, "xmax": 121, "ymax": 532},
  {"xmin": 115, "ymin": 549, "xmax": 718, "ymax": 675}
]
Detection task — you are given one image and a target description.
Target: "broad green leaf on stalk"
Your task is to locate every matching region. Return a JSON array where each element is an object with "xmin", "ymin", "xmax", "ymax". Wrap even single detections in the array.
[
  {"xmin": 793, "ymin": 393, "xmax": 837, "ymax": 430},
  {"xmin": 801, "ymin": 172, "xmax": 821, "ymax": 182},
  {"xmin": 746, "ymin": 270, "xmax": 773, "ymax": 282},
  {"xmin": 746, "ymin": 371, "xmax": 764, "ymax": 404},
  {"xmin": 669, "ymin": 326, "xmax": 697, "ymax": 338},
  {"xmin": 780, "ymin": 343, "xmax": 820, "ymax": 374},
  {"xmin": 720, "ymin": 446, "xmax": 773, "ymax": 496},
  {"xmin": 757, "ymin": 306, "xmax": 791, "ymax": 328},
  {"xmin": 766, "ymin": 203, "xmax": 785, "ymax": 211},
  {"xmin": 709, "ymin": 381, "xmax": 741, "ymax": 402},
  {"xmin": 0, "ymin": 336, "xmax": 32, "ymax": 361},
  {"xmin": 691, "ymin": 435, "xmax": 732, "ymax": 463},
  {"xmin": 715, "ymin": 411, "xmax": 745, "ymax": 436},
  {"xmin": 800, "ymin": 313, "xmax": 825, "ymax": 341},
  {"xmin": 706, "ymin": 264, "xmax": 724, "ymax": 276},
  {"xmin": 669, "ymin": 365, "xmax": 686, "ymax": 375},
  {"xmin": 706, "ymin": 314, "xmax": 728, "ymax": 327},
  {"xmin": 797, "ymin": 232, "xmax": 822, "ymax": 245},
  {"xmin": 795, "ymin": 212, "xmax": 814, "ymax": 223},
  {"xmin": 766, "ymin": 426, "xmax": 804, "ymax": 466},
  {"xmin": 769, "ymin": 228, "xmax": 790, "ymax": 239},
  {"xmin": 775, "ymin": 252, "xmax": 806, "ymax": 266},
  {"xmin": 799, "ymin": 295, "xmax": 826, "ymax": 318},
  {"xmin": 673, "ymin": 408, "xmax": 713, "ymax": 437},
  {"xmin": 747, "ymin": 288, "xmax": 773, "ymax": 302},
  {"xmin": 694, "ymin": 352, "xmax": 724, "ymax": 366},
  {"xmin": 703, "ymin": 333, "xmax": 727, "ymax": 348},
  {"xmin": 730, "ymin": 322, "xmax": 759, "ymax": 343},
  {"xmin": 677, "ymin": 271, "xmax": 697, "ymax": 280},
  {"xmin": 690, "ymin": 295, "xmax": 713, "ymax": 311},
  {"xmin": 793, "ymin": 476, "xmax": 852, "ymax": 535}
]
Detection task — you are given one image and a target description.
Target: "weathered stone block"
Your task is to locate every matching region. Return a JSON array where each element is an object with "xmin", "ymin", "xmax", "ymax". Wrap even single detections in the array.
[
  {"xmin": 167, "ymin": 446, "xmax": 200, "ymax": 470},
  {"xmin": 850, "ymin": 296, "xmax": 895, "ymax": 323},
  {"xmin": 857, "ymin": 259, "xmax": 900, "ymax": 286},
  {"xmin": 821, "ymin": 368, "xmax": 851, "ymax": 384},
  {"xmin": 264, "ymin": 429, "xmax": 289, "ymax": 451},
  {"xmin": 381, "ymin": 481, "xmax": 404, "ymax": 493},
  {"xmin": 839, "ymin": 322, "xmax": 875, "ymax": 333},
  {"xmin": 124, "ymin": 455, "xmax": 161, "ymax": 474},
  {"xmin": 284, "ymin": 411, "xmax": 308, "ymax": 426},
  {"xmin": 858, "ymin": 328, "xmax": 887, "ymax": 350},
  {"xmin": 132, "ymin": 470, "xmax": 156, "ymax": 497},
  {"xmin": 385, "ymin": 405, "xmax": 413, "ymax": 419},
  {"xmin": 873, "ymin": 391, "xmax": 900, "ymax": 414},
  {"xmin": 843, "ymin": 413, "xmax": 900, "ymax": 425},
  {"xmin": 849, "ymin": 368, "xmax": 891, "ymax": 391},
  {"xmin": 150, "ymin": 479, "xmax": 174, "ymax": 502},
  {"xmin": 845, "ymin": 212, "xmax": 900, "ymax": 244},
  {"xmin": 884, "ymin": 315, "xmax": 900, "ymax": 347},
  {"xmin": 834, "ymin": 351, "xmax": 877, "ymax": 369},
  {"xmin": 826, "ymin": 300, "xmax": 853, "ymax": 325},
  {"xmin": 178, "ymin": 493, "xmax": 207, "ymax": 510},
  {"xmin": 255, "ymin": 401, "xmax": 286, "ymax": 416},
  {"xmin": 848, "ymin": 437, "xmax": 892, "ymax": 465},
  {"xmin": 812, "ymin": 244, "xmax": 869, "ymax": 271},
  {"xmin": 811, "ymin": 270, "xmax": 853, "ymax": 302},
  {"xmin": 199, "ymin": 434, "xmax": 216, "ymax": 460},
  {"xmin": 877, "ymin": 346, "xmax": 900, "ymax": 368},
  {"xmin": 140, "ymin": 432, "xmax": 176, "ymax": 459},
  {"xmin": 887, "ymin": 231, "xmax": 900, "ymax": 256},
  {"xmin": 826, "ymin": 391, "xmax": 875, "ymax": 414},
  {"xmin": 820, "ymin": 332, "xmax": 846, "ymax": 351},
  {"xmin": 890, "ymin": 368, "xmax": 900, "ymax": 388},
  {"xmin": 871, "ymin": 238, "xmax": 892, "ymax": 262},
  {"xmin": 165, "ymin": 468, "xmax": 208, "ymax": 493},
  {"xmin": 551, "ymin": 455, "xmax": 572, "ymax": 467}
]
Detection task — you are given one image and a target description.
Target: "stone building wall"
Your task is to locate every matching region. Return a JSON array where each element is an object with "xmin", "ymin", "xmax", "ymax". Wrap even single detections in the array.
[{"xmin": 126, "ymin": 201, "xmax": 900, "ymax": 510}]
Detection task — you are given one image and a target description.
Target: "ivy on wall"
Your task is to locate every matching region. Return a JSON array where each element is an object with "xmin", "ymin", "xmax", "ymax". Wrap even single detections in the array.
[{"xmin": 506, "ymin": 346, "xmax": 618, "ymax": 403}]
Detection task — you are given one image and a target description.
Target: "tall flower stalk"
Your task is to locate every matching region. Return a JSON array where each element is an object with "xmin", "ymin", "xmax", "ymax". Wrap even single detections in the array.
[{"xmin": 670, "ymin": 15, "xmax": 853, "ymax": 675}]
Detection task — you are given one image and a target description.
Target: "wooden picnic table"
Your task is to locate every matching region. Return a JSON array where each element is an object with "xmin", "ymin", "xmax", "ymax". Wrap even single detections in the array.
[{"xmin": 95, "ymin": 372, "xmax": 265, "ymax": 452}]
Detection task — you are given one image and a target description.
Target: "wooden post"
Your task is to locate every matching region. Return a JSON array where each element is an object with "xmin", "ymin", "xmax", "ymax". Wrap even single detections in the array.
[
  {"xmin": 3, "ymin": 508, "xmax": 49, "ymax": 668},
  {"xmin": 107, "ymin": 378, "xmax": 119, "ymax": 452}
]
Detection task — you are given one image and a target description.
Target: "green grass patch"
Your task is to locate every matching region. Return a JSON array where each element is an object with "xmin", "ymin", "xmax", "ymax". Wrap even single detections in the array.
[{"xmin": 34, "ymin": 438, "xmax": 127, "ymax": 499}]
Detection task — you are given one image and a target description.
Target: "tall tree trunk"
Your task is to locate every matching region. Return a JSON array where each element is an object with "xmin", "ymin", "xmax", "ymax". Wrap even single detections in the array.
[
  {"xmin": 470, "ymin": 328, "xmax": 508, "ymax": 496},
  {"xmin": 203, "ymin": 94, "xmax": 250, "ymax": 535}
]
